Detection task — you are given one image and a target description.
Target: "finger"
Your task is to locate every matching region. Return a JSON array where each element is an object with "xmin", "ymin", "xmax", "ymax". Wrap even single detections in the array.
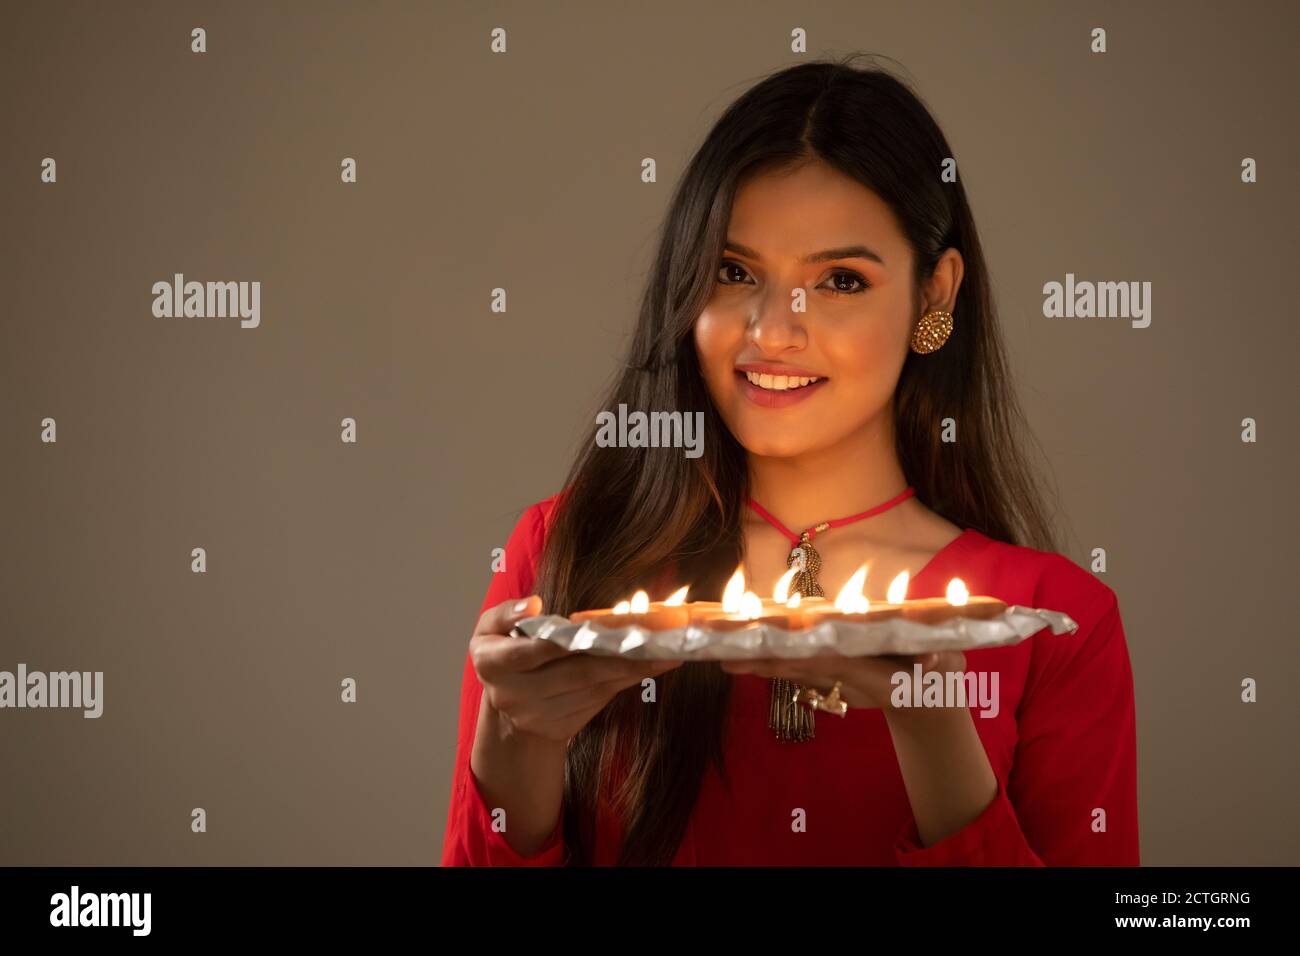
[
  {"xmin": 917, "ymin": 651, "xmax": 967, "ymax": 677},
  {"xmin": 781, "ymin": 659, "xmax": 861, "ymax": 684},
  {"xmin": 904, "ymin": 650, "xmax": 965, "ymax": 671},
  {"xmin": 500, "ymin": 660, "xmax": 682, "ymax": 732},
  {"xmin": 723, "ymin": 656, "xmax": 871, "ymax": 690},
  {"xmin": 475, "ymin": 595, "xmax": 543, "ymax": 638},
  {"xmin": 555, "ymin": 663, "xmax": 677, "ymax": 716},
  {"xmin": 476, "ymin": 629, "xmax": 576, "ymax": 678},
  {"xmin": 492, "ymin": 651, "xmax": 681, "ymax": 701},
  {"xmin": 720, "ymin": 658, "xmax": 806, "ymax": 680},
  {"xmin": 881, "ymin": 653, "xmax": 920, "ymax": 668},
  {"xmin": 539, "ymin": 675, "xmax": 653, "ymax": 741}
]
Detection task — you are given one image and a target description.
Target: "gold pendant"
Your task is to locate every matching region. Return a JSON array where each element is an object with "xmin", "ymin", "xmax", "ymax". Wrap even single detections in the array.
[
  {"xmin": 787, "ymin": 531, "xmax": 825, "ymax": 599},
  {"xmin": 769, "ymin": 531, "xmax": 824, "ymax": 741}
]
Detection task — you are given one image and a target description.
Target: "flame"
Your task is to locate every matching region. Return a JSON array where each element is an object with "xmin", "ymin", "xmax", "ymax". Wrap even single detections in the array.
[
  {"xmin": 887, "ymin": 570, "xmax": 909, "ymax": 605},
  {"xmin": 722, "ymin": 567, "xmax": 746, "ymax": 613},
  {"xmin": 773, "ymin": 567, "xmax": 798, "ymax": 604},
  {"xmin": 946, "ymin": 578, "xmax": 969, "ymax": 605},
  {"xmin": 720, "ymin": 566, "xmax": 763, "ymax": 619},
  {"xmin": 785, "ymin": 592, "xmax": 801, "ymax": 609},
  {"xmin": 630, "ymin": 590, "xmax": 650, "ymax": 613},
  {"xmin": 612, "ymin": 600, "xmax": 631, "ymax": 614},
  {"xmin": 663, "ymin": 585, "xmax": 689, "ymax": 606},
  {"xmin": 834, "ymin": 564, "xmax": 871, "ymax": 614}
]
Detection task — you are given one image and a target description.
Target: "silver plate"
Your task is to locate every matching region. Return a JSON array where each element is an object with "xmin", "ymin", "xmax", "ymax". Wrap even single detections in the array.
[{"xmin": 511, "ymin": 605, "xmax": 1078, "ymax": 660}]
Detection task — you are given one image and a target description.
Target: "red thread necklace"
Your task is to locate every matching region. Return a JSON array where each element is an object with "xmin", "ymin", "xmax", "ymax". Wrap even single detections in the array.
[
  {"xmin": 746, "ymin": 485, "xmax": 916, "ymax": 742},
  {"xmin": 748, "ymin": 485, "xmax": 916, "ymax": 599}
]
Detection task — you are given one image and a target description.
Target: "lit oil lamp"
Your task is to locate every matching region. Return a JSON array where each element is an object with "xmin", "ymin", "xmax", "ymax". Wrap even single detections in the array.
[
  {"xmin": 568, "ymin": 585, "xmax": 691, "ymax": 630},
  {"xmin": 682, "ymin": 568, "xmax": 830, "ymax": 629},
  {"xmin": 685, "ymin": 568, "xmax": 767, "ymax": 630},
  {"xmin": 893, "ymin": 577, "xmax": 1006, "ymax": 624},
  {"xmin": 564, "ymin": 566, "xmax": 1006, "ymax": 634},
  {"xmin": 791, "ymin": 564, "xmax": 878, "ymax": 624},
  {"xmin": 748, "ymin": 568, "xmax": 816, "ymax": 630},
  {"xmin": 798, "ymin": 567, "xmax": 1005, "ymax": 625}
]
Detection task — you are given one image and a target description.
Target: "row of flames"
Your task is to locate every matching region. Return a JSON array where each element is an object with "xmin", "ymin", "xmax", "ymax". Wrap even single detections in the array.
[{"xmin": 610, "ymin": 565, "xmax": 971, "ymax": 617}]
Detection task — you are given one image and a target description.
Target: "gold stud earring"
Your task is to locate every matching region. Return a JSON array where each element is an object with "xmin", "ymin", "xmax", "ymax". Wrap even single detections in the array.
[{"xmin": 910, "ymin": 309, "xmax": 953, "ymax": 354}]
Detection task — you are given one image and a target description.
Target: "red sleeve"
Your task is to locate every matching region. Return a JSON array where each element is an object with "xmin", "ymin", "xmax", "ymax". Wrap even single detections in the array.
[
  {"xmin": 894, "ymin": 568, "xmax": 1140, "ymax": 866},
  {"xmin": 439, "ymin": 498, "xmax": 570, "ymax": 866}
]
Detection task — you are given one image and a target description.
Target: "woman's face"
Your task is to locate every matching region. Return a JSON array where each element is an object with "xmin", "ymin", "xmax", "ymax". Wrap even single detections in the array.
[{"xmin": 694, "ymin": 160, "xmax": 929, "ymax": 459}]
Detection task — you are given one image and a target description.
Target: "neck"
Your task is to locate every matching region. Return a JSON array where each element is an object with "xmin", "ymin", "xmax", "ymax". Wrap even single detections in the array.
[{"xmin": 746, "ymin": 411, "xmax": 913, "ymax": 535}]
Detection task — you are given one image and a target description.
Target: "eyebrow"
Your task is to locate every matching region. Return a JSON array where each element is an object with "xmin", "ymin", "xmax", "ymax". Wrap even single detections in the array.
[{"xmin": 724, "ymin": 239, "xmax": 885, "ymax": 266}]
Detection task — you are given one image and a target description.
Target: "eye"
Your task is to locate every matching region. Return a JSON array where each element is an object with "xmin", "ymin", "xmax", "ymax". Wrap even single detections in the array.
[
  {"xmin": 715, "ymin": 260, "xmax": 870, "ymax": 296},
  {"xmin": 820, "ymin": 270, "xmax": 869, "ymax": 296},
  {"xmin": 716, "ymin": 259, "xmax": 754, "ymax": 287}
]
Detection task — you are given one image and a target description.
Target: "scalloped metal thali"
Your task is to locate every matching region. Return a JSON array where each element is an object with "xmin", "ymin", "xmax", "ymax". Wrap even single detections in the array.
[{"xmin": 510, "ymin": 605, "xmax": 1078, "ymax": 661}]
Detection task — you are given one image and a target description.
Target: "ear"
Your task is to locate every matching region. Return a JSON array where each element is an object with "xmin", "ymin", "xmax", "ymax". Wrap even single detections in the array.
[{"xmin": 920, "ymin": 247, "xmax": 965, "ymax": 314}]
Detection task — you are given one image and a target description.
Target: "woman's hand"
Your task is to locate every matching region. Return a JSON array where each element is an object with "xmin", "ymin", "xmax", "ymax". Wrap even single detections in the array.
[
  {"xmin": 471, "ymin": 595, "xmax": 684, "ymax": 745},
  {"xmin": 719, "ymin": 649, "xmax": 968, "ymax": 718}
]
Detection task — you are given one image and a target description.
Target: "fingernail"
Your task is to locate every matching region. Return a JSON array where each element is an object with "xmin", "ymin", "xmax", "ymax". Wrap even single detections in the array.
[{"xmin": 512, "ymin": 598, "xmax": 531, "ymax": 614}]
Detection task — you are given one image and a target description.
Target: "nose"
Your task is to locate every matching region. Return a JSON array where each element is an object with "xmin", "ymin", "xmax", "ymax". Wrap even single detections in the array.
[{"xmin": 746, "ymin": 286, "xmax": 807, "ymax": 353}]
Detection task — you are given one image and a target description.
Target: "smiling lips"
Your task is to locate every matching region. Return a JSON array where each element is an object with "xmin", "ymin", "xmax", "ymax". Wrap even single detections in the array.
[
  {"xmin": 742, "ymin": 370, "xmax": 821, "ymax": 390},
  {"xmin": 734, "ymin": 365, "xmax": 829, "ymax": 408}
]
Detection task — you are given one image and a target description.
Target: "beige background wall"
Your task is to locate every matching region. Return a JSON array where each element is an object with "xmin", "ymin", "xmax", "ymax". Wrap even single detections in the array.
[{"xmin": 1, "ymin": 0, "xmax": 1296, "ymax": 864}]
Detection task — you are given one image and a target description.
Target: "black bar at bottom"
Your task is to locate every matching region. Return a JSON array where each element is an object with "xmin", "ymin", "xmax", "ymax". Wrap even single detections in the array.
[{"xmin": 0, "ymin": 865, "xmax": 1284, "ymax": 940}]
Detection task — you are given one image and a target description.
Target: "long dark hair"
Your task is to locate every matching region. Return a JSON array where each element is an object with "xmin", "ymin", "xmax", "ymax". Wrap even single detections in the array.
[{"xmin": 535, "ymin": 54, "xmax": 1059, "ymax": 865}]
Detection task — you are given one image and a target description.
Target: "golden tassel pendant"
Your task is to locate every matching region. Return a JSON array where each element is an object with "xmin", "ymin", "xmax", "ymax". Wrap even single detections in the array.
[{"xmin": 769, "ymin": 531, "xmax": 824, "ymax": 742}]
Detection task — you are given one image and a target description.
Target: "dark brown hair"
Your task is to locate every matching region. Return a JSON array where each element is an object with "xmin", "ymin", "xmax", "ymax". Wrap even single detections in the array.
[{"xmin": 534, "ymin": 54, "xmax": 1059, "ymax": 865}]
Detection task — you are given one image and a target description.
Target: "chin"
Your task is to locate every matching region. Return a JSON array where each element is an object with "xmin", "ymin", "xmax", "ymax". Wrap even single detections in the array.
[{"xmin": 733, "ymin": 429, "xmax": 823, "ymax": 459}]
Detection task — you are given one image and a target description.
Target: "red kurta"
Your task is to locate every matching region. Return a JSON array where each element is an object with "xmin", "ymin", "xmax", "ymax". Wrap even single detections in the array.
[{"xmin": 441, "ymin": 492, "xmax": 1140, "ymax": 866}]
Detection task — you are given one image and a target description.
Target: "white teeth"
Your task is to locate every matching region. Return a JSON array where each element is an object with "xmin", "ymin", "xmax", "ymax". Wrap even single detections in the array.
[{"xmin": 743, "ymin": 371, "xmax": 822, "ymax": 391}]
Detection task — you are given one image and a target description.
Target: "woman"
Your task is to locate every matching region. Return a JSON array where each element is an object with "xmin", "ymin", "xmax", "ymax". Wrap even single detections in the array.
[{"xmin": 441, "ymin": 55, "xmax": 1139, "ymax": 866}]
